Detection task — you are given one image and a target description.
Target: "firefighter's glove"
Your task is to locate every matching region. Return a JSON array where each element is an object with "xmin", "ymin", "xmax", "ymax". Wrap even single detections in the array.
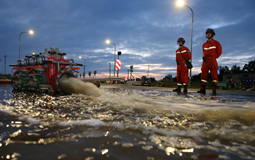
[
  {"xmin": 202, "ymin": 57, "xmax": 206, "ymax": 62},
  {"xmin": 176, "ymin": 61, "xmax": 179, "ymax": 65}
]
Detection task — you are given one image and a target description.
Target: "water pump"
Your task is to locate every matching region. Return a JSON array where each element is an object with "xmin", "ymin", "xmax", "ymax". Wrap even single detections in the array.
[{"xmin": 10, "ymin": 47, "xmax": 82, "ymax": 93}]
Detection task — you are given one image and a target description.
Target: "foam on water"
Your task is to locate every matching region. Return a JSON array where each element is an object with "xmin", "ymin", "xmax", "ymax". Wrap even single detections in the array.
[
  {"xmin": 97, "ymin": 92, "xmax": 255, "ymax": 124},
  {"xmin": 45, "ymin": 77, "xmax": 255, "ymax": 124},
  {"xmin": 58, "ymin": 119, "xmax": 107, "ymax": 127},
  {"xmin": 1, "ymin": 84, "xmax": 255, "ymax": 159},
  {"xmin": 59, "ymin": 77, "xmax": 104, "ymax": 97}
]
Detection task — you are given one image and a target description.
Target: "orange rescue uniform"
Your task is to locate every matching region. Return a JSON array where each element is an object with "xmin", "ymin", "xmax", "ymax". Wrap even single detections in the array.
[
  {"xmin": 175, "ymin": 46, "xmax": 191, "ymax": 86},
  {"xmin": 201, "ymin": 39, "xmax": 222, "ymax": 86}
]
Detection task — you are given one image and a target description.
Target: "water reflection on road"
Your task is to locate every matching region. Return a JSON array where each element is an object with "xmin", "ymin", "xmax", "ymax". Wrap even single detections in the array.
[{"xmin": 0, "ymin": 84, "xmax": 255, "ymax": 160}]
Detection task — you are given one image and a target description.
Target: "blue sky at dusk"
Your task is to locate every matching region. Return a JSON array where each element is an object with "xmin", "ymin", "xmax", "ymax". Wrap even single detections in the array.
[{"xmin": 0, "ymin": 0, "xmax": 255, "ymax": 79}]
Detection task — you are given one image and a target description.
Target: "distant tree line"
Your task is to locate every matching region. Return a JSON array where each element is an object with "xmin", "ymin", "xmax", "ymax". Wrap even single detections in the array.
[
  {"xmin": 140, "ymin": 76, "xmax": 157, "ymax": 82},
  {"xmin": 0, "ymin": 73, "xmax": 12, "ymax": 79},
  {"xmin": 164, "ymin": 59, "xmax": 255, "ymax": 82}
]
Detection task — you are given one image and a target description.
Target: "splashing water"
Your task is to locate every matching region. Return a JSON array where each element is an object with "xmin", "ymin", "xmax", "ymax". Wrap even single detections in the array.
[
  {"xmin": 0, "ymin": 84, "xmax": 255, "ymax": 159},
  {"xmin": 59, "ymin": 77, "xmax": 104, "ymax": 97}
]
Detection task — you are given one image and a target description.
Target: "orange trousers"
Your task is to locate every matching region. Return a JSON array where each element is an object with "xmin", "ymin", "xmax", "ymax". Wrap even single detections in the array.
[
  {"xmin": 201, "ymin": 57, "xmax": 218, "ymax": 86},
  {"xmin": 177, "ymin": 62, "xmax": 189, "ymax": 85}
]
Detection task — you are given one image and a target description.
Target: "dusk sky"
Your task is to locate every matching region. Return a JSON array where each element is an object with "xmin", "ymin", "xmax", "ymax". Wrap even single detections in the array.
[{"xmin": 0, "ymin": 0, "xmax": 255, "ymax": 79}]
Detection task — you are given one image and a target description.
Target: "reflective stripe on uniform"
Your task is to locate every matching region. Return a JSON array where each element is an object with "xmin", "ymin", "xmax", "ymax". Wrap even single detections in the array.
[
  {"xmin": 212, "ymin": 80, "xmax": 218, "ymax": 82},
  {"xmin": 176, "ymin": 50, "xmax": 187, "ymax": 53},
  {"xmin": 201, "ymin": 79, "xmax": 207, "ymax": 82},
  {"xmin": 204, "ymin": 46, "xmax": 216, "ymax": 50},
  {"xmin": 183, "ymin": 83, "xmax": 186, "ymax": 85},
  {"xmin": 177, "ymin": 83, "xmax": 182, "ymax": 86}
]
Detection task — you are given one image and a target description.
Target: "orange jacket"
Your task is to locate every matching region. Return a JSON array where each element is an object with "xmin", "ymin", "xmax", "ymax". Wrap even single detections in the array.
[
  {"xmin": 176, "ymin": 46, "xmax": 191, "ymax": 62},
  {"xmin": 203, "ymin": 39, "xmax": 222, "ymax": 58}
]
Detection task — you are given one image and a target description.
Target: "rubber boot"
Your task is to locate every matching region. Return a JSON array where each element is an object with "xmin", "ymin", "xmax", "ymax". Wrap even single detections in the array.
[
  {"xmin": 212, "ymin": 85, "xmax": 217, "ymax": 95},
  {"xmin": 173, "ymin": 86, "xmax": 181, "ymax": 93},
  {"xmin": 197, "ymin": 85, "xmax": 206, "ymax": 94},
  {"xmin": 183, "ymin": 85, "xmax": 188, "ymax": 93}
]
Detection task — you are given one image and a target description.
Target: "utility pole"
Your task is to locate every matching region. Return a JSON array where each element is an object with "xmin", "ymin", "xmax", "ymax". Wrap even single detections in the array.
[
  {"xmin": 147, "ymin": 65, "xmax": 150, "ymax": 78},
  {"xmin": 84, "ymin": 59, "xmax": 86, "ymax": 79},
  {"xmin": 109, "ymin": 62, "xmax": 111, "ymax": 77},
  {"xmin": 128, "ymin": 69, "xmax": 129, "ymax": 79},
  {"xmin": 5, "ymin": 55, "xmax": 6, "ymax": 75}
]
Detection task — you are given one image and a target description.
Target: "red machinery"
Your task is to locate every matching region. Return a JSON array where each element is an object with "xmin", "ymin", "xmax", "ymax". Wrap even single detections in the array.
[{"xmin": 10, "ymin": 47, "xmax": 82, "ymax": 93}]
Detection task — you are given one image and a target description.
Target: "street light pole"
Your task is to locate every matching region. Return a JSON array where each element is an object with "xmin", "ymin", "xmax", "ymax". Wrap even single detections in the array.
[
  {"xmin": 177, "ymin": 1, "xmax": 193, "ymax": 86},
  {"xmin": 19, "ymin": 30, "xmax": 34, "ymax": 59},
  {"xmin": 83, "ymin": 59, "xmax": 86, "ymax": 79},
  {"xmin": 105, "ymin": 40, "xmax": 116, "ymax": 77},
  {"xmin": 5, "ymin": 55, "xmax": 6, "ymax": 75},
  {"xmin": 109, "ymin": 62, "xmax": 111, "ymax": 77},
  {"xmin": 147, "ymin": 65, "xmax": 150, "ymax": 78},
  {"xmin": 185, "ymin": 4, "xmax": 194, "ymax": 86},
  {"xmin": 79, "ymin": 56, "xmax": 86, "ymax": 79},
  {"xmin": 19, "ymin": 32, "xmax": 26, "ymax": 59}
]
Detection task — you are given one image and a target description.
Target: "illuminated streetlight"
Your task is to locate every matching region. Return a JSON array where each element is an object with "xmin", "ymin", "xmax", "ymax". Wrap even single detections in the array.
[
  {"xmin": 105, "ymin": 39, "xmax": 111, "ymax": 44},
  {"xmin": 176, "ymin": 0, "xmax": 193, "ymax": 86},
  {"xmin": 177, "ymin": 0, "xmax": 184, "ymax": 6},
  {"xmin": 79, "ymin": 56, "xmax": 86, "ymax": 79},
  {"xmin": 105, "ymin": 39, "xmax": 116, "ymax": 77},
  {"xmin": 19, "ymin": 30, "xmax": 34, "ymax": 59}
]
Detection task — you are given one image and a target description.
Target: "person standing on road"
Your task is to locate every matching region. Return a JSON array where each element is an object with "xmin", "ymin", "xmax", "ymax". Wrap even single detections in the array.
[
  {"xmin": 173, "ymin": 37, "xmax": 191, "ymax": 93},
  {"xmin": 197, "ymin": 28, "xmax": 222, "ymax": 95}
]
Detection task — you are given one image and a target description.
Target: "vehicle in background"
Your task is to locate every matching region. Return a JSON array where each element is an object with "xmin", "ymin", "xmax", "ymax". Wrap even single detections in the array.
[
  {"xmin": 141, "ymin": 78, "xmax": 151, "ymax": 86},
  {"xmin": 126, "ymin": 78, "xmax": 135, "ymax": 85},
  {"xmin": 133, "ymin": 78, "xmax": 141, "ymax": 86}
]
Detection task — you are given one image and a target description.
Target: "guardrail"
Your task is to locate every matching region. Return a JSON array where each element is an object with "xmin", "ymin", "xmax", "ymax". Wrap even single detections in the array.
[{"xmin": 81, "ymin": 77, "xmax": 124, "ymax": 82}]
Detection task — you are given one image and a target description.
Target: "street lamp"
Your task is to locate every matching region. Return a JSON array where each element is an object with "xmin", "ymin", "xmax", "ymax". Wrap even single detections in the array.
[
  {"xmin": 177, "ymin": 0, "xmax": 193, "ymax": 86},
  {"xmin": 19, "ymin": 30, "xmax": 34, "ymax": 59},
  {"xmin": 105, "ymin": 39, "xmax": 116, "ymax": 77},
  {"xmin": 79, "ymin": 56, "xmax": 86, "ymax": 79},
  {"xmin": 177, "ymin": 0, "xmax": 184, "ymax": 6}
]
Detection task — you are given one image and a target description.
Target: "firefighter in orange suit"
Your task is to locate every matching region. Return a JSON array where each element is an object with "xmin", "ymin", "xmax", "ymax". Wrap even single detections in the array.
[
  {"xmin": 173, "ymin": 37, "xmax": 191, "ymax": 93},
  {"xmin": 197, "ymin": 28, "xmax": 222, "ymax": 95}
]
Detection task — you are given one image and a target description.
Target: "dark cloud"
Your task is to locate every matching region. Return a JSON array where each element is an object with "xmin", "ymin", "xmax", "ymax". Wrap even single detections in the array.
[{"xmin": 0, "ymin": 0, "xmax": 255, "ymax": 79}]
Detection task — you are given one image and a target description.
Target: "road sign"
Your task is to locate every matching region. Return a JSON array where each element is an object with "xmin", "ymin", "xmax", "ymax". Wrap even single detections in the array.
[{"xmin": 116, "ymin": 60, "xmax": 121, "ymax": 70}]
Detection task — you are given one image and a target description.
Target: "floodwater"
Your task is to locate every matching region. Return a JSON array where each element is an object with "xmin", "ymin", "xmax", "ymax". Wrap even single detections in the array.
[{"xmin": 0, "ymin": 79, "xmax": 255, "ymax": 160}]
